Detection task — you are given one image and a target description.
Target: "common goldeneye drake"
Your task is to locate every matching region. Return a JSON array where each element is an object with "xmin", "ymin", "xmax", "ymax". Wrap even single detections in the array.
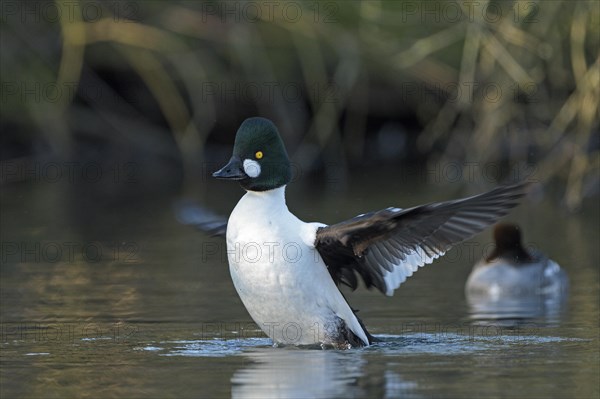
[
  {"xmin": 206, "ymin": 117, "xmax": 527, "ymax": 348},
  {"xmin": 465, "ymin": 223, "xmax": 568, "ymax": 299}
]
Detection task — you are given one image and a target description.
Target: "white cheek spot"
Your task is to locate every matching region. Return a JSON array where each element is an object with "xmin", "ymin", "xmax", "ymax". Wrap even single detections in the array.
[{"xmin": 243, "ymin": 159, "xmax": 261, "ymax": 178}]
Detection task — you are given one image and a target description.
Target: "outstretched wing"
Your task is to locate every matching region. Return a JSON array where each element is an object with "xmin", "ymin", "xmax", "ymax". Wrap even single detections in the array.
[
  {"xmin": 314, "ymin": 183, "xmax": 528, "ymax": 296},
  {"xmin": 173, "ymin": 200, "xmax": 228, "ymax": 237}
]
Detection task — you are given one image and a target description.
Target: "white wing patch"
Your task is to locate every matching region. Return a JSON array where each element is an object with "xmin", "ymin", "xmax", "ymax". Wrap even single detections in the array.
[
  {"xmin": 243, "ymin": 159, "xmax": 261, "ymax": 178},
  {"xmin": 365, "ymin": 242, "xmax": 445, "ymax": 296}
]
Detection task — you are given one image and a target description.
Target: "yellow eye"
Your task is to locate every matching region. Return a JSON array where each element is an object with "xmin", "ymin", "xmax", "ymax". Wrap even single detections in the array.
[{"xmin": 255, "ymin": 151, "xmax": 263, "ymax": 159}]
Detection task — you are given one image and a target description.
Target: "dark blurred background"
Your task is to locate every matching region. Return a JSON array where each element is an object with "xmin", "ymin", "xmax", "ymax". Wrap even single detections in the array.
[
  {"xmin": 1, "ymin": 4, "xmax": 599, "ymax": 397},
  {"xmin": 1, "ymin": 0, "xmax": 598, "ymax": 208}
]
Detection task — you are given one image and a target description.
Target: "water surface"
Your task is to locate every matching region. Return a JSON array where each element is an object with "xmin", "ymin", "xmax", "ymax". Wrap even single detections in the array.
[{"xmin": 1, "ymin": 173, "xmax": 598, "ymax": 398}]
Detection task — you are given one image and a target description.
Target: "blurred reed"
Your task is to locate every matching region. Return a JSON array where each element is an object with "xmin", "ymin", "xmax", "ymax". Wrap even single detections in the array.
[{"xmin": 1, "ymin": 0, "xmax": 598, "ymax": 209}]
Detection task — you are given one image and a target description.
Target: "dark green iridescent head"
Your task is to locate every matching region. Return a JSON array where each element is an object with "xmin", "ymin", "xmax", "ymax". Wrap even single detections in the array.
[{"xmin": 212, "ymin": 117, "xmax": 292, "ymax": 192}]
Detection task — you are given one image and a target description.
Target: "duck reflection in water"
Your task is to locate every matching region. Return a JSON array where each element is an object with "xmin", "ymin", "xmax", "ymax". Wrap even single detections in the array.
[{"xmin": 231, "ymin": 347, "xmax": 417, "ymax": 399}]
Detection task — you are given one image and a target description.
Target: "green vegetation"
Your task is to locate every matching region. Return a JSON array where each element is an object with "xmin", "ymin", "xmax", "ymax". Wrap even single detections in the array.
[{"xmin": 1, "ymin": 1, "xmax": 598, "ymax": 209}]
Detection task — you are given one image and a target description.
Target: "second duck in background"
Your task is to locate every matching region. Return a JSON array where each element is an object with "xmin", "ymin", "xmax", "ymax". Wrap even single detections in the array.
[{"xmin": 466, "ymin": 223, "xmax": 569, "ymax": 299}]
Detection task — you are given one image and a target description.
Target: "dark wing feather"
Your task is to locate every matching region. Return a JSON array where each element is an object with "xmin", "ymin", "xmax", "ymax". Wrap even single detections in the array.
[
  {"xmin": 173, "ymin": 200, "xmax": 228, "ymax": 237},
  {"xmin": 314, "ymin": 183, "xmax": 528, "ymax": 296}
]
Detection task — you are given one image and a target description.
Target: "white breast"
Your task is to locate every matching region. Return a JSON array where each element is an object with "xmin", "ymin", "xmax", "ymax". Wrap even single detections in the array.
[{"xmin": 225, "ymin": 186, "xmax": 368, "ymax": 346}]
